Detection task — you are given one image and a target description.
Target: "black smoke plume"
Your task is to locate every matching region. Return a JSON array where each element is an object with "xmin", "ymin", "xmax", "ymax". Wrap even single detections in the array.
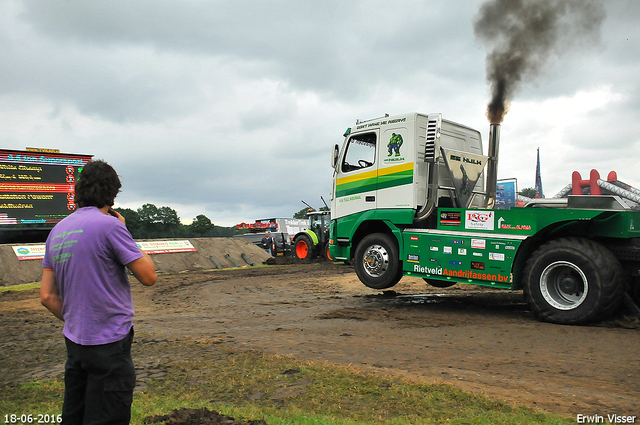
[{"xmin": 474, "ymin": 0, "xmax": 605, "ymax": 123}]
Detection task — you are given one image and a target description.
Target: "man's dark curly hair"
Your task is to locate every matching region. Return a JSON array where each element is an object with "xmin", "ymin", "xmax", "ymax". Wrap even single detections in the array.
[{"xmin": 75, "ymin": 160, "xmax": 122, "ymax": 208}]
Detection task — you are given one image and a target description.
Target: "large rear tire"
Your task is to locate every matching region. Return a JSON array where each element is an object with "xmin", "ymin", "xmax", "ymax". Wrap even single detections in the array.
[
  {"xmin": 354, "ymin": 233, "xmax": 402, "ymax": 290},
  {"xmin": 523, "ymin": 237, "xmax": 624, "ymax": 325},
  {"xmin": 293, "ymin": 234, "xmax": 316, "ymax": 260}
]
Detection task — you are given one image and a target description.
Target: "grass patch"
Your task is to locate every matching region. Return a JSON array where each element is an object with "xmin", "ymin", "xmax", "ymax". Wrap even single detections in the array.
[
  {"xmin": 0, "ymin": 381, "xmax": 64, "ymax": 417},
  {"xmin": 0, "ymin": 283, "xmax": 40, "ymax": 293},
  {"xmin": 0, "ymin": 340, "xmax": 573, "ymax": 424}
]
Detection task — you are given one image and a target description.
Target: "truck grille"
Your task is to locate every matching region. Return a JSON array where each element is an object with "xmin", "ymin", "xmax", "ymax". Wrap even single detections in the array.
[{"xmin": 424, "ymin": 118, "xmax": 438, "ymax": 162}]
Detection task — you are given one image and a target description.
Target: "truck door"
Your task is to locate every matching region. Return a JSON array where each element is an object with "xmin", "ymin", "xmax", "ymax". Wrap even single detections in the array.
[
  {"xmin": 333, "ymin": 130, "xmax": 378, "ymax": 219},
  {"xmin": 376, "ymin": 125, "xmax": 413, "ymax": 210}
]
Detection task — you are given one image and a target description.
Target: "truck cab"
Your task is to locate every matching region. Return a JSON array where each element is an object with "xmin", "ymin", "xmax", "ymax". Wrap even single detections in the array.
[{"xmin": 330, "ymin": 112, "xmax": 487, "ymax": 262}]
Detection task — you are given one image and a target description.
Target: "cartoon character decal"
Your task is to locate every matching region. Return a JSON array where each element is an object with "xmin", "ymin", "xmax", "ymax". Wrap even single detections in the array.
[{"xmin": 387, "ymin": 133, "xmax": 403, "ymax": 157}]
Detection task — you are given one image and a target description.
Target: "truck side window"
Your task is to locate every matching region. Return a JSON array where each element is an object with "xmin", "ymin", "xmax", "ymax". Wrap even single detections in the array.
[{"xmin": 342, "ymin": 133, "xmax": 376, "ymax": 173}]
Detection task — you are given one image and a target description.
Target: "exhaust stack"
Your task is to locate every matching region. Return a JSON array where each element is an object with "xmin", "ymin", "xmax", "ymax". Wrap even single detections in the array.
[{"xmin": 484, "ymin": 124, "xmax": 500, "ymax": 209}]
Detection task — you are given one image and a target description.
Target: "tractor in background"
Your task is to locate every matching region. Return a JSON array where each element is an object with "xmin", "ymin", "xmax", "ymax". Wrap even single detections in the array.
[{"xmin": 292, "ymin": 201, "xmax": 332, "ymax": 260}]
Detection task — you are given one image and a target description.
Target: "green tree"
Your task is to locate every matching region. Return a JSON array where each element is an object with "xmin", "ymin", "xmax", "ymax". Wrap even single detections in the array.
[
  {"xmin": 137, "ymin": 203, "xmax": 161, "ymax": 224},
  {"xmin": 293, "ymin": 207, "xmax": 312, "ymax": 219},
  {"xmin": 294, "ymin": 205, "xmax": 329, "ymax": 218},
  {"xmin": 136, "ymin": 204, "xmax": 155, "ymax": 225},
  {"xmin": 190, "ymin": 214, "xmax": 214, "ymax": 237},
  {"xmin": 114, "ymin": 203, "xmax": 244, "ymax": 239},
  {"xmin": 157, "ymin": 206, "xmax": 180, "ymax": 225},
  {"xmin": 136, "ymin": 203, "xmax": 181, "ymax": 238},
  {"xmin": 519, "ymin": 187, "xmax": 538, "ymax": 199}
]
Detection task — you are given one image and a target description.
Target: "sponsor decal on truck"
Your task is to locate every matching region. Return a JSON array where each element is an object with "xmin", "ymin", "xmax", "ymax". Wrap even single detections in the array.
[
  {"xmin": 412, "ymin": 263, "xmax": 509, "ymax": 282},
  {"xmin": 465, "ymin": 211, "xmax": 494, "ymax": 230}
]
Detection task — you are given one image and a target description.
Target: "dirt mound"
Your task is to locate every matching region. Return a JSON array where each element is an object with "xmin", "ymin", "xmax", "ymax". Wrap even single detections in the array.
[
  {"xmin": 0, "ymin": 237, "xmax": 271, "ymax": 287},
  {"xmin": 144, "ymin": 408, "xmax": 266, "ymax": 425}
]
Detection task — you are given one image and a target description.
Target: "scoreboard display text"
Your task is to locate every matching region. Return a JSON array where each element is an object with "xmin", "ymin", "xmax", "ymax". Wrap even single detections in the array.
[{"xmin": 0, "ymin": 149, "xmax": 93, "ymax": 225}]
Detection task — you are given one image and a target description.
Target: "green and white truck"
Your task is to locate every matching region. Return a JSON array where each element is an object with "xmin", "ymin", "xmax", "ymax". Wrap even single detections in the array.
[{"xmin": 329, "ymin": 112, "xmax": 640, "ymax": 325}]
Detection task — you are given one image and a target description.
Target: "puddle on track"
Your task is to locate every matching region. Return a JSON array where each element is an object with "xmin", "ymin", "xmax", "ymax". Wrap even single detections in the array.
[{"xmin": 363, "ymin": 291, "xmax": 529, "ymax": 312}]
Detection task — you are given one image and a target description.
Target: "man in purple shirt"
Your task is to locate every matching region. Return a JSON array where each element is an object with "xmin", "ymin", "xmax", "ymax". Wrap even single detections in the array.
[{"xmin": 41, "ymin": 160, "xmax": 157, "ymax": 425}]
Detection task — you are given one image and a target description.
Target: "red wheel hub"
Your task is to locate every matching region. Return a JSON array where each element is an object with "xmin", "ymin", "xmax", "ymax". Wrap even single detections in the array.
[{"xmin": 296, "ymin": 240, "xmax": 308, "ymax": 258}]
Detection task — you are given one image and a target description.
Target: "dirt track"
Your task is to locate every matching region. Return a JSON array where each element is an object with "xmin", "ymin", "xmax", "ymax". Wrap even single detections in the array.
[{"xmin": 1, "ymin": 261, "xmax": 639, "ymax": 419}]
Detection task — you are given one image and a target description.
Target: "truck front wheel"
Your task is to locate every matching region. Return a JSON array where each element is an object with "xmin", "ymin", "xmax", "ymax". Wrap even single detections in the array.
[
  {"xmin": 354, "ymin": 233, "xmax": 402, "ymax": 290},
  {"xmin": 523, "ymin": 237, "xmax": 624, "ymax": 325}
]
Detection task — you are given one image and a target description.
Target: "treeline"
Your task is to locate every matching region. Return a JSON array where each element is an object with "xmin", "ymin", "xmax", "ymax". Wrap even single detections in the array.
[
  {"xmin": 114, "ymin": 203, "xmax": 243, "ymax": 239},
  {"xmin": 292, "ymin": 206, "xmax": 329, "ymax": 219}
]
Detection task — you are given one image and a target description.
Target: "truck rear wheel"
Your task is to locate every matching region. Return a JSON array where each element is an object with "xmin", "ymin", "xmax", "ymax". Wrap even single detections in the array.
[
  {"xmin": 294, "ymin": 234, "xmax": 316, "ymax": 260},
  {"xmin": 523, "ymin": 237, "xmax": 624, "ymax": 325},
  {"xmin": 354, "ymin": 233, "xmax": 402, "ymax": 290}
]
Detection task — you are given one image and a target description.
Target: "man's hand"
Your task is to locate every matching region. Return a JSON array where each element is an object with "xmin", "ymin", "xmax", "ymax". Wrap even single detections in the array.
[{"xmin": 108, "ymin": 208, "xmax": 126, "ymax": 225}]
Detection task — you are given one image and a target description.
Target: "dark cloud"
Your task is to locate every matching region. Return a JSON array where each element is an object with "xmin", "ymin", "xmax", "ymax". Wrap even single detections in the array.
[{"xmin": 19, "ymin": 1, "xmax": 484, "ymax": 101}]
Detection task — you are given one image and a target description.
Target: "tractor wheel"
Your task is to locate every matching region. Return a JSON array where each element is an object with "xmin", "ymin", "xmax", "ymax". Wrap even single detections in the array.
[
  {"xmin": 293, "ymin": 234, "xmax": 317, "ymax": 260},
  {"xmin": 354, "ymin": 233, "xmax": 402, "ymax": 290},
  {"xmin": 423, "ymin": 278, "xmax": 457, "ymax": 288},
  {"xmin": 324, "ymin": 243, "xmax": 334, "ymax": 261},
  {"xmin": 523, "ymin": 237, "xmax": 624, "ymax": 325}
]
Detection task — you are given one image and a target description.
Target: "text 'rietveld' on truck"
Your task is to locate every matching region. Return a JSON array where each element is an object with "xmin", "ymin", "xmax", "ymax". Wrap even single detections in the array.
[{"xmin": 329, "ymin": 112, "xmax": 640, "ymax": 325}]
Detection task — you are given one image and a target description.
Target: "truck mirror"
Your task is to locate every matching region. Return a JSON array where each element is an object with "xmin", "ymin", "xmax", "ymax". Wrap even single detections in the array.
[{"xmin": 332, "ymin": 144, "xmax": 340, "ymax": 169}]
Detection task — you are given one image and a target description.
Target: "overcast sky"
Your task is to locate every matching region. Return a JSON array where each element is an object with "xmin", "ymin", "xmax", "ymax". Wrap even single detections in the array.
[{"xmin": 1, "ymin": 0, "xmax": 639, "ymax": 226}]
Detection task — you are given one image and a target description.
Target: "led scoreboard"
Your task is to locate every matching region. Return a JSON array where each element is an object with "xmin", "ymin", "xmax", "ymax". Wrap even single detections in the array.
[{"xmin": 0, "ymin": 149, "xmax": 93, "ymax": 225}]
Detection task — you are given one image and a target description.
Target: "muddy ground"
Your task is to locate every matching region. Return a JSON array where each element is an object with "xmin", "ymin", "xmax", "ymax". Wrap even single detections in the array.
[{"xmin": 1, "ymin": 260, "xmax": 639, "ymax": 420}]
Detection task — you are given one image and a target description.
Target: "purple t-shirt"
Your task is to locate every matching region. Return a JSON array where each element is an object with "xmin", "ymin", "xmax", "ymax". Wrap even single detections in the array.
[{"xmin": 43, "ymin": 207, "xmax": 143, "ymax": 345}]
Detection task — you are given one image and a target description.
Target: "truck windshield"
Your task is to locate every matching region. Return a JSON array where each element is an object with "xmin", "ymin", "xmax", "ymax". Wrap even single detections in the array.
[{"xmin": 309, "ymin": 215, "xmax": 320, "ymax": 234}]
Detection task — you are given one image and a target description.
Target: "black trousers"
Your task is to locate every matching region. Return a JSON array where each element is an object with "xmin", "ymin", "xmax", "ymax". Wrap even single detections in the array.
[{"xmin": 62, "ymin": 328, "xmax": 136, "ymax": 425}]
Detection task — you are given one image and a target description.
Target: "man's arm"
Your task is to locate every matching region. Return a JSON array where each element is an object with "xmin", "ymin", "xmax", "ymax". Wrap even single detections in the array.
[
  {"xmin": 126, "ymin": 251, "xmax": 157, "ymax": 286},
  {"xmin": 108, "ymin": 207, "xmax": 157, "ymax": 286},
  {"xmin": 40, "ymin": 269, "xmax": 64, "ymax": 321}
]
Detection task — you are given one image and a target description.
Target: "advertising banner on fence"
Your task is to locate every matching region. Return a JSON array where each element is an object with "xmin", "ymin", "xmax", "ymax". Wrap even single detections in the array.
[
  {"xmin": 136, "ymin": 240, "xmax": 197, "ymax": 254},
  {"xmin": 12, "ymin": 240, "xmax": 197, "ymax": 260},
  {"xmin": 12, "ymin": 244, "xmax": 46, "ymax": 260}
]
